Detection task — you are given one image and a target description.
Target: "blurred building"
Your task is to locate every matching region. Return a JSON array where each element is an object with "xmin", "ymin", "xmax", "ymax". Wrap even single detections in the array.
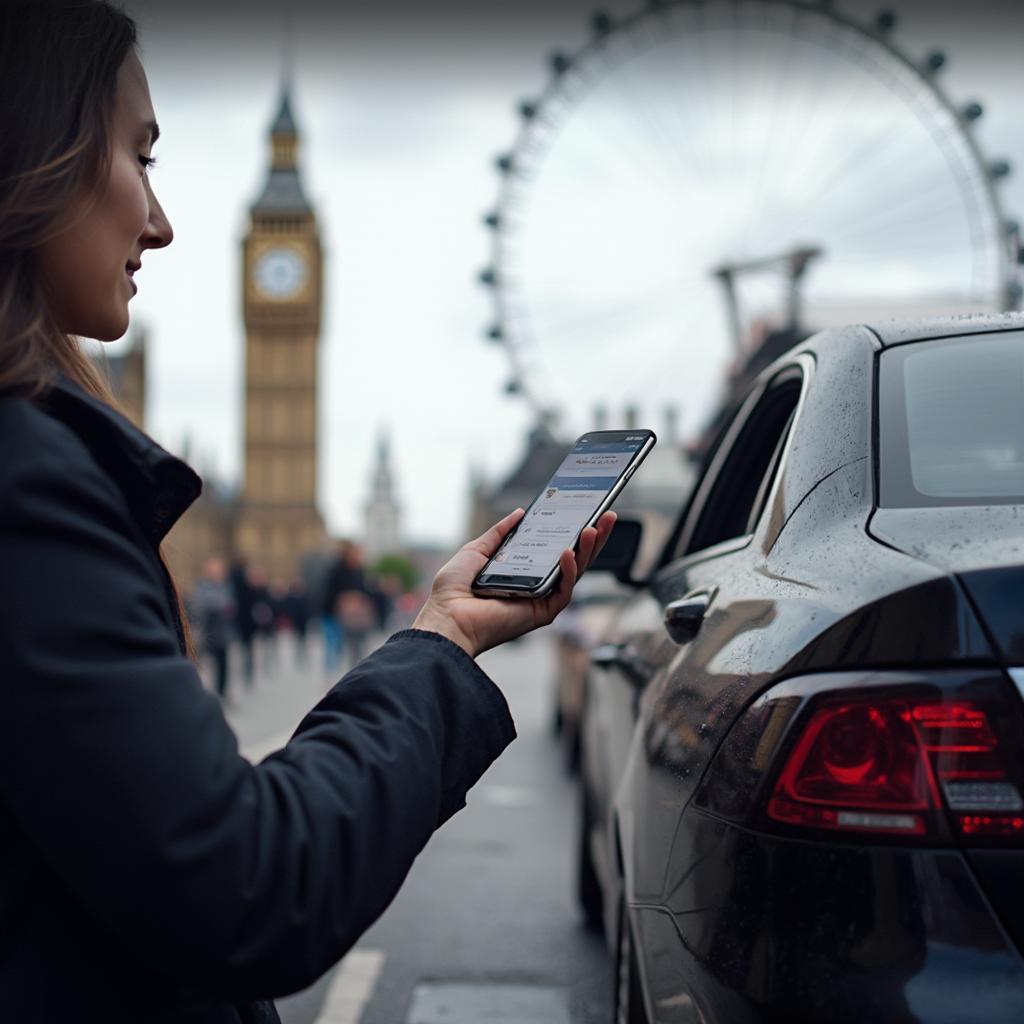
[
  {"xmin": 99, "ymin": 324, "xmax": 147, "ymax": 430},
  {"xmin": 363, "ymin": 430, "xmax": 402, "ymax": 560}
]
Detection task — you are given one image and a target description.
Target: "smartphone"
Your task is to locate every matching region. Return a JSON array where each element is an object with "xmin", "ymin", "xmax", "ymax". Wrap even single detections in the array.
[{"xmin": 472, "ymin": 429, "xmax": 657, "ymax": 599}]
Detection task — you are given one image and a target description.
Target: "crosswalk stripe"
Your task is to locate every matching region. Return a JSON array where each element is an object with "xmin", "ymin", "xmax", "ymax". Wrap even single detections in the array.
[{"xmin": 316, "ymin": 949, "xmax": 386, "ymax": 1024}]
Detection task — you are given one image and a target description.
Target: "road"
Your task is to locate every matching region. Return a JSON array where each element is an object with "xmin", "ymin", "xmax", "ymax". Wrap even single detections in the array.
[{"xmin": 212, "ymin": 628, "xmax": 613, "ymax": 1024}]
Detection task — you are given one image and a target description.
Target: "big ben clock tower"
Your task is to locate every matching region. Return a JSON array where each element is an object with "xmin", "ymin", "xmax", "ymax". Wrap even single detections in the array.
[{"xmin": 237, "ymin": 85, "xmax": 325, "ymax": 578}]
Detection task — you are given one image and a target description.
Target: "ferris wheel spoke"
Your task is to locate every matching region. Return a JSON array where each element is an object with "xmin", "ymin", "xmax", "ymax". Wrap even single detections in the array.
[
  {"xmin": 775, "ymin": 40, "xmax": 894, "ymax": 207},
  {"xmin": 789, "ymin": 55, "xmax": 935, "ymax": 196},
  {"xmin": 795, "ymin": 167, "xmax": 977, "ymax": 251},
  {"xmin": 777, "ymin": 157, "xmax": 950, "ymax": 250},
  {"xmin": 655, "ymin": 21, "xmax": 719, "ymax": 183},
  {"xmin": 778, "ymin": 34, "xmax": 901, "ymax": 188},
  {"xmin": 611, "ymin": 28, "xmax": 718, "ymax": 188},
  {"xmin": 564, "ymin": 27, "xmax": 715, "ymax": 198},
  {"xmin": 824, "ymin": 193, "xmax": 973, "ymax": 246},
  {"xmin": 738, "ymin": 12, "xmax": 834, "ymax": 248},
  {"xmin": 739, "ymin": 9, "xmax": 877, "ymax": 251},
  {"xmin": 736, "ymin": 12, "xmax": 817, "ymax": 252},
  {"xmin": 572, "ymin": 72, "xmax": 697, "ymax": 198},
  {"xmin": 529, "ymin": 278, "xmax": 709, "ymax": 344},
  {"xmin": 786, "ymin": 162, "xmax": 968, "ymax": 237},
  {"xmin": 788, "ymin": 116, "xmax": 933, "ymax": 221}
]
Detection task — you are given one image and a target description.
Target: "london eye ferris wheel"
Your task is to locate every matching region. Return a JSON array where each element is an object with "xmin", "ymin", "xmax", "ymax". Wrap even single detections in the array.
[{"xmin": 478, "ymin": 0, "xmax": 1023, "ymax": 438}]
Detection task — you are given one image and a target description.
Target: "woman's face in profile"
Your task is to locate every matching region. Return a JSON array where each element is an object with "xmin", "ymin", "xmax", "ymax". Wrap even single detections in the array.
[{"xmin": 38, "ymin": 50, "xmax": 173, "ymax": 342}]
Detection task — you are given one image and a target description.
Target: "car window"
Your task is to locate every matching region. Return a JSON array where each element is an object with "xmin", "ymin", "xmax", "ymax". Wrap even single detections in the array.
[
  {"xmin": 745, "ymin": 406, "xmax": 798, "ymax": 535},
  {"xmin": 880, "ymin": 331, "xmax": 1024, "ymax": 506},
  {"xmin": 679, "ymin": 372, "xmax": 803, "ymax": 558}
]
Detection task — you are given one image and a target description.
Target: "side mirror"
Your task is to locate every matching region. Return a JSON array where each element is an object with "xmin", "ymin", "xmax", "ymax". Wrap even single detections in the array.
[{"xmin": 590, "ymin": 517, "xmax": 644, "ymax": 586}]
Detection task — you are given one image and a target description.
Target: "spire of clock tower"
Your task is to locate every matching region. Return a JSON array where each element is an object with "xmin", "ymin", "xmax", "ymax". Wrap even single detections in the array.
[
  {"xmin": 364, "ymin": 429, "xmax": 402, "ymax": 560},
  {"xmin": 252, "ymin": 81, "xmax": 311, "ymax": 215}
]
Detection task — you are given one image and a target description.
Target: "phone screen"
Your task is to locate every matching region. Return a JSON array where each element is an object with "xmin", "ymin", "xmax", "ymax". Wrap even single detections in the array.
[{"xmin": 476, "ymin": 431, "xmax": 653, "ymax": 590}]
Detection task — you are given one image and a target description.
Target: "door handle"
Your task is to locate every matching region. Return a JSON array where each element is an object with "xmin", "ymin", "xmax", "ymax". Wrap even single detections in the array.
[
  {"xmin": 663, "ymin": 589, "xmax": 713, "ymax": 645},
  {"xmin": 591, "ymin": 641, "xmax": 651, "ymax": 687}
]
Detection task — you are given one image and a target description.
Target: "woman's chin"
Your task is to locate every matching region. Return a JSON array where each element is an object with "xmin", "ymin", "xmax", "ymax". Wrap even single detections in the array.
[{"xmin": 85, "ymin": 309, "xmax": 131, "ymax": 342}]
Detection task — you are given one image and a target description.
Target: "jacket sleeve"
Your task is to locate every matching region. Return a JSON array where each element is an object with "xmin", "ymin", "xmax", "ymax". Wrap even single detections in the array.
[{"xmin": 0, "ymin": 434, "xmax": 515, "ymax": 999}]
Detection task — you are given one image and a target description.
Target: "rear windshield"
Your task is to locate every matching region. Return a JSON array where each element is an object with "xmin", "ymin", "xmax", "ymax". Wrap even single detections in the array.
[{"xmin": 879, "ymin": 330, "xmax": 1024, "ymax": 507}]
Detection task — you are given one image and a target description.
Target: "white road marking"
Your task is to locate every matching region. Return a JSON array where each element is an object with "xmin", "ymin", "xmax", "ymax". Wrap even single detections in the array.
[
  {"xmin": 317, "ymin": 948, "xmax": 387, "ymax": 1024},
  {"xmin": 477, "ymin": 784, "xmax": 538, "ymax": 807},
  {"xmin": 406, "ymin": 983, "xmax": 571, "ymax": 1023}
]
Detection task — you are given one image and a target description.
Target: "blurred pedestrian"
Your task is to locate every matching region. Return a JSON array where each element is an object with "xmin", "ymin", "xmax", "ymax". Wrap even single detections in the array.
[
  {"xmin": 372, "ymin": 572, "xmax": 400, "ymax": 633},
  {"xmin": 323, "ymin": 540, "xmax": 375, "ymax": 672},
  {"xmin": 0, "ymin": 4, "xmax": 615, "ymax": 1022},
  {"xmin": 285, "ymin": 578, "xmax": 311, "ymax": 666},
  {"xmin": 305, "ymin": 545, "xmax": 340, "ymax": 670},
  {"xmin": 191, "ymin": 555, "xmax": 234, "ymax": 701},
  {"xmin": 247, "ymin": 564, "xmax": 276, "ymax": 675},
  {"xmin": 229, "ymin": 558, "xmax": 258, "ymax": 687}
]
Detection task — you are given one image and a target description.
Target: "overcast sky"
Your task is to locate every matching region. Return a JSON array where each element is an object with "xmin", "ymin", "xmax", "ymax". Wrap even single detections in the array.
[{"xmin": 113, "ymin": 0, "xmax": 1024, "ymax": 546}]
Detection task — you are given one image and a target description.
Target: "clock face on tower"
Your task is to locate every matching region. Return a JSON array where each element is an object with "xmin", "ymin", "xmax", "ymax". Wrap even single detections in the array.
[{"xmin": 253, "ymin": 247, "xmax": 308, "ymax": 300}]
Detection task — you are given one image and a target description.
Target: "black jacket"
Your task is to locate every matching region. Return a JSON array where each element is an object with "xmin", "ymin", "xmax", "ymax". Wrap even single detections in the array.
[{"xmin": 0, "ymin": 376, "xmax": 516, "ymax": 1023}]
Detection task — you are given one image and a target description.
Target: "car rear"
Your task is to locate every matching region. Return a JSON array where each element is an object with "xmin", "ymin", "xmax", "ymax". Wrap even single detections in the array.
[{"xmin": 634, "ymin": 328, "xmax": 1024, "ymax": 1022}]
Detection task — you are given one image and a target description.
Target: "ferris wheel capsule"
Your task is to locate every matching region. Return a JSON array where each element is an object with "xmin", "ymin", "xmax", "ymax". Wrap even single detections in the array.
[
  {"xmin": 875, "ymin": 10, "xmax": 897, "ymax": 32},
  {"xmin": 549, "ymin": 51, "xmax": 571, "ymax": 76}
]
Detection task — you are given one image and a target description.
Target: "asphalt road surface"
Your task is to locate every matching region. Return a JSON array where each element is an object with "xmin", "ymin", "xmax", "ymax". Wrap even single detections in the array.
[{"xmin": 214, "ymin": 627, "xmax": 613, "ymax": 1024}]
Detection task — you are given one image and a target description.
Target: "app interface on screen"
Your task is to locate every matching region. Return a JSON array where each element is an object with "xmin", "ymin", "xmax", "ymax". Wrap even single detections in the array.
[{"xmin": 488, "ymin": 436, "xmax": 646, "ymax": 579}]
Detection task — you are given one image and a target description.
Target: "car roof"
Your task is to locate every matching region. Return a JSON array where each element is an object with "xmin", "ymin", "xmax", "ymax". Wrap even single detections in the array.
[{"xmin": 864, "ymin": 311, "xmax": 1024, "ymax": 348}]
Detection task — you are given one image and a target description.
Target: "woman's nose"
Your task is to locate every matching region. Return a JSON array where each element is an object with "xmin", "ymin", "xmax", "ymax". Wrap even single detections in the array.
[{"xmin": 142, "ymin": 183, "xmax": 173, "ymax": 250}]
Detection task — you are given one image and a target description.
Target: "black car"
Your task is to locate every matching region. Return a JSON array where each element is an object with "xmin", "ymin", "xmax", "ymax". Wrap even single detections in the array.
[{"xmin": 579, "ymin": 314, "xmax": 1024, "ymax": 1023}]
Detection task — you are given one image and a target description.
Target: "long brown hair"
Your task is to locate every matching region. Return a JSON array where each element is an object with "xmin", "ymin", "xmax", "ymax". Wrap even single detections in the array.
[{"xmin": 0, "ymin": 0, "xmax": 196, "ymax": 658}]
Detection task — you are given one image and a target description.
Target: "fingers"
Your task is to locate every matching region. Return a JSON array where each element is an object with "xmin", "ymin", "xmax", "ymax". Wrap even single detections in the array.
[
  {"xmin": 577, "ymin": 511, "xmax": 617, "ymax": 576},
  {"xmin": 466, "ymin": 507, "xmax": 525, "ymax": 557},
  {"xmin": 589, "ymin": 511, "xmax": 617, "ymax": 566},
  {"xmin": 542, "ymin": 547, "xmax": 577, "ymax": 621},
  {"xmin": 576, "ymin": 526, "xmax": 598, "ymax": 573}
]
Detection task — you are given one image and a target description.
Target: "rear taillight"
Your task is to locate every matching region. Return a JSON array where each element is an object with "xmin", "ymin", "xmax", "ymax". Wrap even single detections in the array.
[{"xmin": 767, "ymin": 696, "xmax": 1024, "ymax": 840}]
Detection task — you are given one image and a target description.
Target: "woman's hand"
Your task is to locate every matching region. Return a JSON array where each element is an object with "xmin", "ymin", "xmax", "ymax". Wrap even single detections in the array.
[{"xmin": 412, "ymin": 508, "xmax": 618, "ymax": 658}]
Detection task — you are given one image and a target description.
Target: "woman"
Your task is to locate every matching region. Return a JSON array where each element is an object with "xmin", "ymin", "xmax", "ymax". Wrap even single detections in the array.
[{"xmin": 0, "ymin": 4, "xmax": 616, "ymax": 1022}]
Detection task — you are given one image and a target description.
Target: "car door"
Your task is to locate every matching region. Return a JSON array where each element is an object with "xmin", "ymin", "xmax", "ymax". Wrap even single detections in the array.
[{"xmin": 614, "ymin": 360, "xmax": 809, "ymax": 907}]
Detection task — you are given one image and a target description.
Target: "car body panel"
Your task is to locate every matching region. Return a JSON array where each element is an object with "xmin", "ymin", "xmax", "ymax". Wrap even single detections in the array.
[
  {"xmin": 578, "ymin": 316, "xmax": 1024, "ymax": 1022},
  {"xmin": 615, "ymin": 459, "xmax": 993, "ymax": 909},
  {"xmin": 637, "ymin": 812, "xmax": 1024, "ymax": 1024},
  {"xmin": 867, "ymin": 313, "xmax": 1024, "ymax": 348},
  {"xmin": 871, "ymin": 506, "xmax": 1024, "ymax": 664}
]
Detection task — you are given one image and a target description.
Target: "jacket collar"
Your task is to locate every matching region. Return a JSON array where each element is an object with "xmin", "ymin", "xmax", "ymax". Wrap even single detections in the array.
[{"xmin": 39, "ymin": 373, "xmax": 202, "ymax": 546}]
